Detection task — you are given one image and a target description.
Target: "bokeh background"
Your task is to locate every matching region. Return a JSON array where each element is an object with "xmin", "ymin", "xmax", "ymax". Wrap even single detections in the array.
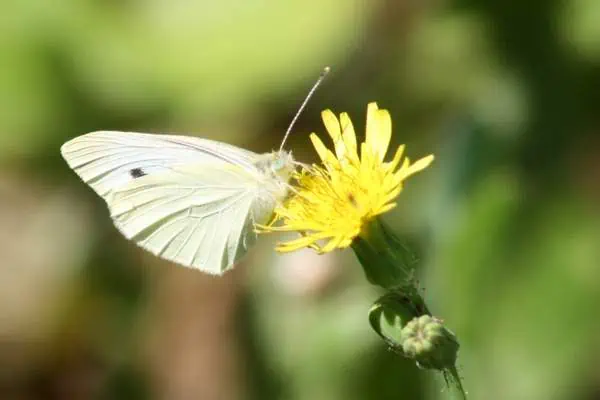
[{"xmin": 2, "ymin": 0, "xmax": 600, "ymax": 399}]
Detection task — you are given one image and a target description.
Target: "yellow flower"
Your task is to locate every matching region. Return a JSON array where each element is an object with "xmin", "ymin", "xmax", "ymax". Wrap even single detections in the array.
[{"xmin": 263, "ymin": 102, "xmax": 434, "ymax": 253}]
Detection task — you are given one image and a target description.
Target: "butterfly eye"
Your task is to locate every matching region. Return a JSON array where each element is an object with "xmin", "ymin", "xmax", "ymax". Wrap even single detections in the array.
[{"xmin": 272, "ymin": 158, "xmax": 285, "ymax": 171}]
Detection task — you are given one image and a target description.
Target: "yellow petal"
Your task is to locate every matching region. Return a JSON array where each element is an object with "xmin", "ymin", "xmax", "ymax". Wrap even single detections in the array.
[
  {"xmin": 310, "ymin": 133, "xmax": 338, "ymax": 167},
  {"xmin": 321, "ymin": 109, "xmax": 349, "ymax": 160},
  {"xmin": 338, "ymin": 238, "xmax": 354, "ymax": 248},
  {"xmin": 365, "ymin": 102, "xmax": 392, "ymax": 161},
  {"xmin": 276, "ymin": 231, "xmax": 332, "ymax": 252},
  {"xmin": 359, "ymin": 142, "xmax": 372, "ymax": 170},
  {"xmin": 321, "ymin": 110, "xmax": 341, "ymax": 142},
  {"xmin": 382, "ymin": 186, "xmax": 402, "ymax": 204},
  {"xmin": 339, "ymin": 112, "xmax": 358, "ymax": 162},
  {"xmin": 411, "ymin": 154, "xmax": 435, "ymax": 171},
  {"xmin": 363, "ymin": 103, "xmax": 377, "ymax": 159},
  {"xmin": 386, "ymin": 144, "xmax": 405, "ymax": 171},
  {"xmin": 374, "ymin": 203, "xmax": 396, "ymax": 216},
  {"xmin": 320, "ymin": 238, "xmax": 340, "ymax": 253},
  {"xmin": 275, "ymin": 241, "xmax": 311, "ymax": 253},
  {"xmin": 396, "ymin": 154, "xmax": 434, "ymax": 181}
]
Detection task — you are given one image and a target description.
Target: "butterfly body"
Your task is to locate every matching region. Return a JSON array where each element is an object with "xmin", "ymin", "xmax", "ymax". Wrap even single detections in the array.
[{"xmin": 61, "ymin": 131, "xmax": 295, "ymax": 274}]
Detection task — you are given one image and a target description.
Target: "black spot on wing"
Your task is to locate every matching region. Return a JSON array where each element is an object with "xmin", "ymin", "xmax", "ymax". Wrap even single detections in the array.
[{"xmin": 130, "ymin": 168, "xmax": 146, "ymax": 178}]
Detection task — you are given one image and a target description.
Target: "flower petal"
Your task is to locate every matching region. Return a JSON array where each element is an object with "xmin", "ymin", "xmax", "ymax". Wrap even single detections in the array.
[
  {"xmin": 385, "ymin": 144, "xmax": 405, "ymax": 172},
  {"xmin": 310, "ymin": 133, "xmax": 338, "ymax": 167},
  {"xmin": 373, "ymin": 202, "xmax": 396, "ymax": 216},
  {"xmin": 322, "ymin": 110, "xmax": 351, "ymax": 160},
  {"xmin": 275, "ymin": 231, "xmax": 333, "ymax": 252},
  {"xmin": 396, "ymin": 154, "xmax": 434, "ymax": 181},
  {"xmin": 339, "ymin": 112, "xmax": 358, "ymax": 162},
  {"xmin": 321, "ymin": 109, "xmax": 341, "ymax": 142},
  {"xmin": 320, "ymin": 236, "xmax": 344, "ymax": 253},
  {"xmin": 365, "ymin": 102, "xmax": 392, "ymax": 162}
]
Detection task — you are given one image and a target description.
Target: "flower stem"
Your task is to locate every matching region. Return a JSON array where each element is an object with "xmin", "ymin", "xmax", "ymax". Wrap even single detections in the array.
[
  {"xmin": 356, "ymin": 218, "xmax": 468, "ymax": 398},
  {"xmin": 444, "ymin": 365, "xmax": 468, "ymax": 400}
]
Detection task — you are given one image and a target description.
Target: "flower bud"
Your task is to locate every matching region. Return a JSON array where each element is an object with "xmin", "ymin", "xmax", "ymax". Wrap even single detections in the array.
[
  {"xmin": 400, "ymin": 315, "xmax": 459, "ymax": 371},
  {"xmin": 352, "ymin": 219, "xmax": 418, "ymax": 289}
]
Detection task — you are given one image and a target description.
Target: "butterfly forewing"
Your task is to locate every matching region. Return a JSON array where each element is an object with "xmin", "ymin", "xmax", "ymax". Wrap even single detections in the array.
[
  {"xmin": 61, "ymin": 131, "xmax": 289, "ymax": 274},
  {"xmin": 61, "ymin": 131, "xmax": 259, "ymax": 197}
]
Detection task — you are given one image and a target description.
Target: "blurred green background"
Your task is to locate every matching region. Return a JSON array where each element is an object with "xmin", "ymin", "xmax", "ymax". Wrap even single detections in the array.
[{"xmin": 1, "ymin": 0, "xmax": 600, "ymax": 399}]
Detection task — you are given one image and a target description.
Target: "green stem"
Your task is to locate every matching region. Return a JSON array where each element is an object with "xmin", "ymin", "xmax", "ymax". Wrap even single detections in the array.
[
  {"xmin": 445, "ymin": 365, "xmax": 468, "ymax": 400},
  {"xmin": 355, "ymin": 218, "xmax": 468, "ymax": 398}
]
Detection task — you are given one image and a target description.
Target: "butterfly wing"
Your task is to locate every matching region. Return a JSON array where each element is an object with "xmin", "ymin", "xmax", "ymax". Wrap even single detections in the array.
[
  {"xmin": 61, "ymin": 131, "xmax": 280, "ymax": 274},
  {"xmin": 108, "ymin": 163, "xmax": 276, "ymax": 273},
  {"xmin": 60, "ymin": 130, "xmax": 260, "ymax": 198}
]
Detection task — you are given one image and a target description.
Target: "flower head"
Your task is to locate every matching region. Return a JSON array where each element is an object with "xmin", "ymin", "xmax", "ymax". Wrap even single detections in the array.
[{"xmin": 262, "ymin": 102, "xmax": 434, "ymax": 253}]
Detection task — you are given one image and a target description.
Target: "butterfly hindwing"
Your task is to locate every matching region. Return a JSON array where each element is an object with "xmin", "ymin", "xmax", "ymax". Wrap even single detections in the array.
[{"xmin": 108, "ymin": 163, "xmax": 273, "ymax": 273}]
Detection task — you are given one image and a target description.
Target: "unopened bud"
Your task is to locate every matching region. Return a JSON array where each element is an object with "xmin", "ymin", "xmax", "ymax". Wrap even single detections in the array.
[{"xmin": 400, "ymin": 315, "xmax": 459, "ymax": 371}]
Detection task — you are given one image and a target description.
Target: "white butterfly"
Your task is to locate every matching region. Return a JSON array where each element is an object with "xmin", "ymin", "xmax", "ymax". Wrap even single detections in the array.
[
  {"xmin": 61, "ymin": 131, "xmax": 295, "ymax": 274},
  {"xmin": 60, "ymin": 68, "xmax": 329, "ymax": 274}
]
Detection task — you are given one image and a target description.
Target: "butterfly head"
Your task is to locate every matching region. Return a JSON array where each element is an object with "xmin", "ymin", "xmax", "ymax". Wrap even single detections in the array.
[
  {"xmin": 270, "ymin": 150, "xmax": 295, "ymax": 181},
  {"xmin": 254, "ymin": 151, "xmax": 296, "ymax": 202}
]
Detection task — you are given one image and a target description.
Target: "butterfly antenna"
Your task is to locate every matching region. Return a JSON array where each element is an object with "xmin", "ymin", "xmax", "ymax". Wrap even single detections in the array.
[{"xmin": 279, "ymin": 66, "xmax": 330, "ymax": 151}]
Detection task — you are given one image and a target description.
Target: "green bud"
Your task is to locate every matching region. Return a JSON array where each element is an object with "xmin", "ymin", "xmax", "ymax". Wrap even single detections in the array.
[
  {"xmin": 400, "ymin": 315, "xmax": 460, "ymax": 371},
  {"xmin": 352, "ymin": 218, "xmax": 418, "ymax": 289}
]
